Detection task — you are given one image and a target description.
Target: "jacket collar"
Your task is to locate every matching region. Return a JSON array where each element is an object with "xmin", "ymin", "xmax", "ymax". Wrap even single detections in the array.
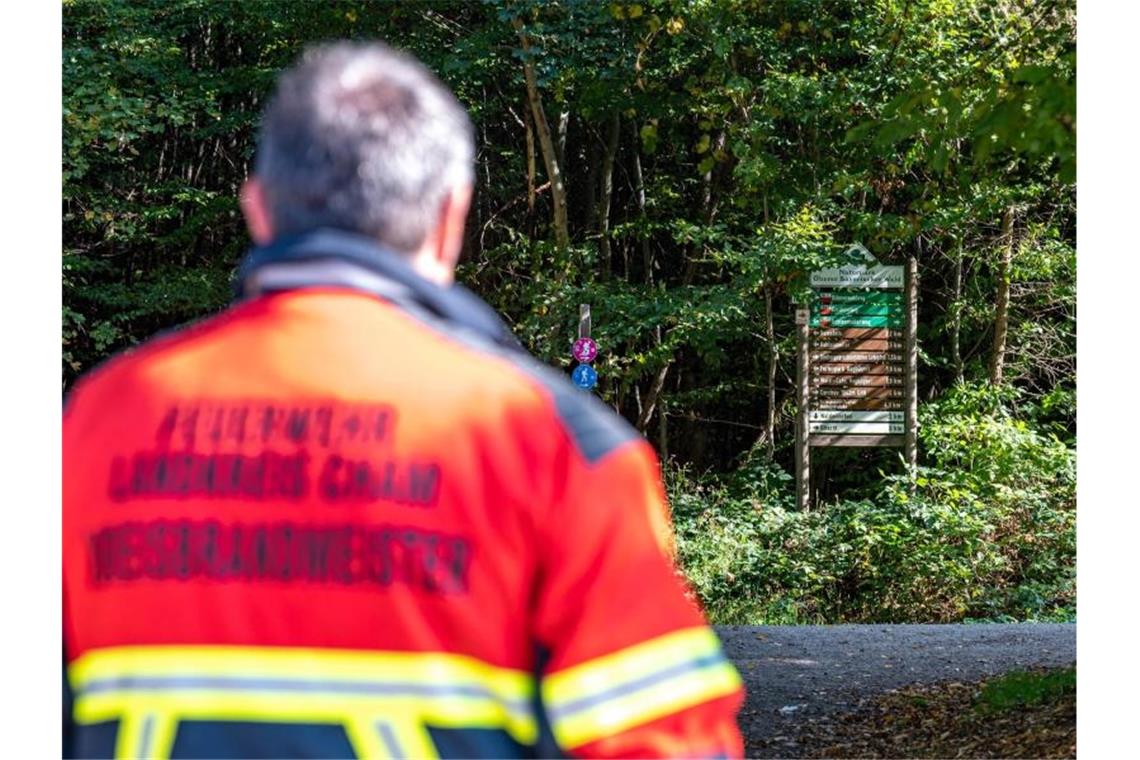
[{"xmin": 234, "ymin": 228, "xmax": 524, "ymax": 354}]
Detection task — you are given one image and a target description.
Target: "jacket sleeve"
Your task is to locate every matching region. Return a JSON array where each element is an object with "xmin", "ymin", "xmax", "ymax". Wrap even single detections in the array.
[
  {"xmin": 63, "ymin": 648, "xmax": 75, "ymax": 759},
  {"xmin": 63, "ymin": 582, "xmax": 75, "ymax": 759},
  {"xmin": 529, "ymin": 434, "xmax": 744, "ymax": 758}
]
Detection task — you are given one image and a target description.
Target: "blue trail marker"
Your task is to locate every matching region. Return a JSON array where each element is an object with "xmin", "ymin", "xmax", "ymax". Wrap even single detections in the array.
[
  {"xmin": 570, "ymin": 303, "xmax": 600, "ymax": 391},
  {"xmin": 571, "ymin": 364, "xmax": 598, "ymax": 390}
]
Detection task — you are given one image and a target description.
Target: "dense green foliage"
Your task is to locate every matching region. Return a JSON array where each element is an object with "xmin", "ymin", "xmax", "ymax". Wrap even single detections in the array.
[
  {"xmin": 672, "ymin": 383, "xmax": 1074, "ymax": 623},
  {"xmin": 63, "ymin": 0, "xmax": 1075, "ymax": 623}
]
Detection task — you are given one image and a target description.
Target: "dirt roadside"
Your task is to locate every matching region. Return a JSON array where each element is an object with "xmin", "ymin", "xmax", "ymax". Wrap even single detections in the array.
[{"xmin": 714, "ymin": 623, "xmax": 1076, "ymax": 758}]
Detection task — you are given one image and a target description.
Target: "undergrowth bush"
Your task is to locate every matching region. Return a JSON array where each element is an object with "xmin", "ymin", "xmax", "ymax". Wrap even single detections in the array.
[{"xmin": 671, "ymin": 383, "xmax": 1075, "ymax": 624}]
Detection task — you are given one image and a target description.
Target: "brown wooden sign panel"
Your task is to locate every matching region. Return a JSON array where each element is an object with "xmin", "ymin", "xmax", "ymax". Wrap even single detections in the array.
[
  {"xmin": 811, "ymin": 328, "xmax": 903, "ymax": 340},
  {"xmin": 797, "ymin": 256, "xmax": 916, "ymax": 510},
  {"xmin": 811, "ymin": 338, "xmax": 903, "ymax": 352},
  {"xmin": 809, "ymin": 434, "xmax": 904, "ymax": 448},
  {"xmin": 811, "ymin": 352, "xmax": 904, "ymax": 364},
  {"xmin": 812, "ymin": 374, "xmax": 904, "ymax": 387},
  {"xmin": 813, "ymin": 398, "xmax": 906, "ymax": 410},
  {"xmin": 813, "ymin": 362, "xmax": 903, "ymax": 375},
  {"xmin": 801, "ymin": 276, "xmax": 912, "ymax": 450}
]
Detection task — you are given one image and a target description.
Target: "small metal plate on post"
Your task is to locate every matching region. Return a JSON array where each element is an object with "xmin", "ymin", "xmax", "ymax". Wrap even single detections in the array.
[{"xmin": 795, "ymin": 308, "xmax": 809, "ymax": 325}]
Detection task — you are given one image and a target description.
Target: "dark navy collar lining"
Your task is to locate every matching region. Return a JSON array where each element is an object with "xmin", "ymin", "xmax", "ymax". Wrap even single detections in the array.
[
  {"xmin": 234, "ymin": 228, "xmax": 524, "ymax": 354},
  {"xmin": 233, "ymin": 228, "xmax": 638, "ymax": 463}
]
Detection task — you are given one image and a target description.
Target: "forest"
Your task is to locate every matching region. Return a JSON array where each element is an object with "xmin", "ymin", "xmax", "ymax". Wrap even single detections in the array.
[{"xmin": 63, "ymin": 0, "xmax": 1076, "ymax": 625}]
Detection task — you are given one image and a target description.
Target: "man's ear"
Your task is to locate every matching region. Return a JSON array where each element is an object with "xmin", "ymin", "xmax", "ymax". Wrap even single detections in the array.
[
  {"xmin": 434, "ymin": 182, "xmax": 473, "ymax": 271},
  {"xmin": 240, "ymin": 177, "xmax": 274, "ymax": 245}
]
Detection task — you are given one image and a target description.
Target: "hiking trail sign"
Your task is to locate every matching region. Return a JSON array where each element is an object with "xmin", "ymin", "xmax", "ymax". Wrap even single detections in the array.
[
  {"xmin": 795, "ymin": 244, "xmax": 918, "ymax": 510},
  {"xmin": 571, "ymin": 304, "xmax": 598, "ymax": 391},
  {"xmin": 809, "ymin": 244, "xmax": 904, "ymax": 289}
]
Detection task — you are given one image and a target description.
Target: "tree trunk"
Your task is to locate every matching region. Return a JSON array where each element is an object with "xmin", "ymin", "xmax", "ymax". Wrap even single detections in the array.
[
  {"xmin": 630, "ymin": 121, "xmax": 652, "ymax": 284},
  {"xmin": 765, "ymin": 281, "xmax": 777, "ymax": 459},
  {"xmin": 762, "ymin": 193, "xmax": 776, "ymax": 459},
  {"xmin": 556, "ymin": 109, "xmax": 569, "ymax": 170},
  {"xmin": 512, "ymin": 18, "xmax": 570, "ymax": 254},
  {"xmin": 584, "ymin": 124, "xmax": 599, "ymax": 238},
  {"xmin": 637, "ymin": 361, "xmax": 672, "ymax": 434},
  {"xmin": 795, "ymin": 312, "xmax": 810, "ymax": 511},
  {"xmin": 658, "ymin": 343, "xmax": 669, "ymax": 464},
  {"xmin": 951, "ymin": 242, "xmax": 964, "ymax": 384},
  {"xmin": 989, "ymin": 207, "xmax": 1016, "ymax": 385},
  {"xmin": 598, "ymin": 111, "xmax": 620, "ymax": 278},
  {"xmin": 525, "ymin": 109, "xmax": 536, "ymax": 216}
]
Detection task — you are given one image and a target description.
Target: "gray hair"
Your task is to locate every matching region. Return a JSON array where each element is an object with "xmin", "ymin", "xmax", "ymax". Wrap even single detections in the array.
[{"xmin": 254, "ymin": 41, "xmax": 475, "ymax": 253}]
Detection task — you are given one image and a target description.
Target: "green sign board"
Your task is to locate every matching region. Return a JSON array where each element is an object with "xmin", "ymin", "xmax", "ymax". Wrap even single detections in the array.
[
  {"xmin": 810, "ymin": 315, "xmax": 904, "ymax": 328},
  {"xmin": 816, "ymin": 291, "xmax": 903, "ymax": 305}
]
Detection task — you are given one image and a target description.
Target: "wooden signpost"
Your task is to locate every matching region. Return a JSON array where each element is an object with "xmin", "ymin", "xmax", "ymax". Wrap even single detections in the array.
[
  {"xmin": 795, "ymin": 245, "xmax": 918, "ymax": 510},
  {"xmin": 571, "ymin": 304, "xmax": 599, "ymax": 391}
]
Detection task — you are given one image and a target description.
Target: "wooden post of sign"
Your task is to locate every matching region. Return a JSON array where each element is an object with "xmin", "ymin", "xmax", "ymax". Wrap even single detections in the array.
[
  {"xmin": 579, "ymin": 304, "xmax": 591, "ymax": 340},
  {"xmin": 904, "ymin": 254, "xmax": 918, "ymax": 470},
  {"xmin": 795, "ymin": 308, "xmax": 811, "ymax": 511}
]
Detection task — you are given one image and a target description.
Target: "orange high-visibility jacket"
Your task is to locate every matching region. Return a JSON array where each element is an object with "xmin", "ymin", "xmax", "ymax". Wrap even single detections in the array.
[{"xmin": 63, "ymin": 229, "xmax": 744, "ymax": 759}]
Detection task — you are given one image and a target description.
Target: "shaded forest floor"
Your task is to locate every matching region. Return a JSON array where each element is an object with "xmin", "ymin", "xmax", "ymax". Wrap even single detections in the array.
[{"xmin": 778, "ymin": 667, "xmax": 1076, "ymax": 759}]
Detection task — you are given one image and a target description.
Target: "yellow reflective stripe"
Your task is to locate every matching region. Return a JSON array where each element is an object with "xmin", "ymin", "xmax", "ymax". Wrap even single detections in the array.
[
  {"xmin": 70, "ymin": 645, "xmax": 532, "ymax": 696},
  {"xmin": 542, "ymin": 627, "xmax": 741, "ymax": 749},
  {"xmin": 548, "ymin": 657, "xmax": 741, "ymax": 749},
  {"xmin": 113, "ymin": 711, "xmax": 148, "ymax": 760},
  {"xmin": 70, "ymin": 645, "xmax": 538, "ymax": 755},
  {"xmin": 544, "ymin": 627, "xmax": 725, "ymax": 705},
  {"xmin": 345, "ymin": 715, "xmax": 435, "ymax": 760},
  {"xmin": 111, "ymin": 710, "xmax": 175, "ymax": 760},
  {"xmin": 147, "ymin": 713, "xmax": 179, "ymax": 760},
  {"xmin": 76, "ymin": 689, "xmax": 537, "ymax": 749},
  {"xmin": 344, "ymin": 718, "xmax": 389, "ymax": 759}
]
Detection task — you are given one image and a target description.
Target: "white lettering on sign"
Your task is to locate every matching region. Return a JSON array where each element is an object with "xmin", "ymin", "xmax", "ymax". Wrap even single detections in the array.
[
  {"xmin": 814, "ymin": 363, "xmax": 902, "ymax": 374},
  {"xmin": 813, "ymin": 387, "xmax": 904, "ymax": 398},
  {"xmin": 812, "ymin": 375, "xmax": 904, "ymax": 386},
  {"xmin": 808, "ymin": 421, "xmax": 905, "ymax": 434},
  {"xmin": 810, "ymin": 244, "xmax": 903, "ymax": 289},
  {"xmin": 809, "ymin": 410, "xmax": 905, "ymax": 422},
  {"xmin": 812, "ymin": 328, "xmax": 903, "ymax": 339},
  {"xmin": 811, "ymin": 352, "xmax": 902, "ymax": 363}
]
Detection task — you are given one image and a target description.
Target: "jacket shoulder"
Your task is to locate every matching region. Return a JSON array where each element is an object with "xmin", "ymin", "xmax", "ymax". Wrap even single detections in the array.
[
  {"xmin": 386, "ymin": 292, "xmax": 641, "ymax": 466},
  {"xmin": 508, "ymin": 356, "xmax": 640, "ymax": 465},
  {"xmin": 64, "ymin": 306, "xmax": 245, "ymax": 418}
]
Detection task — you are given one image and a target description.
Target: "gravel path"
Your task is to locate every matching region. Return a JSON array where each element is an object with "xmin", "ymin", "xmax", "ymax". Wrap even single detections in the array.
[{"xmin": 714, "ymin": 623, "xmax": 1076, "ymax": 758}]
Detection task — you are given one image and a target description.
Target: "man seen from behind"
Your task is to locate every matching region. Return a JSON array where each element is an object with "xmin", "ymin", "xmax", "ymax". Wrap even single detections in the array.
[{"xmin": 63, "ymin": 41, "xmax": 745, "ymax": 759}]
